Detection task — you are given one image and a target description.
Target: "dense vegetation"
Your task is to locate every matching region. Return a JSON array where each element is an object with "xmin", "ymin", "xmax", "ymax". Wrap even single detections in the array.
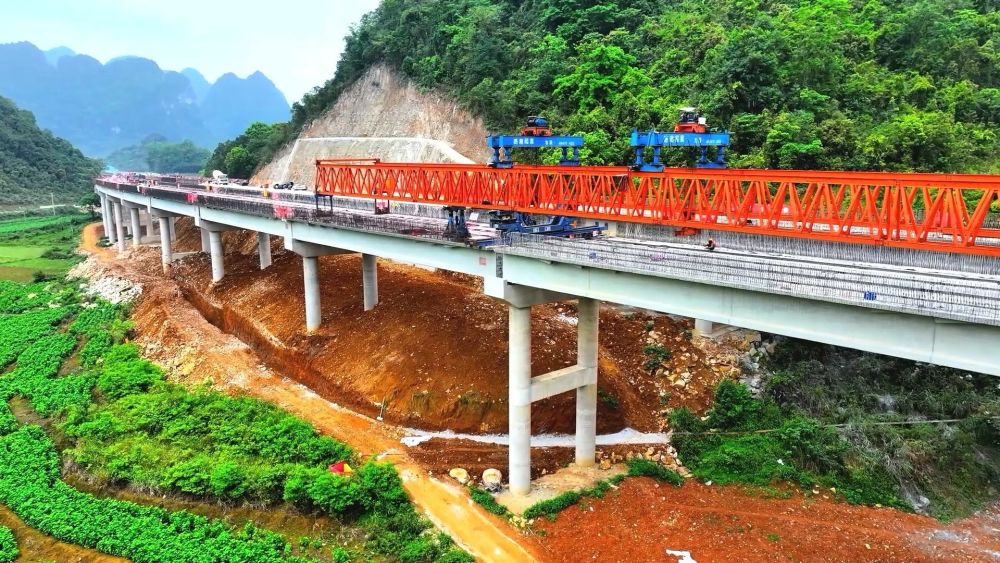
[
  {"xmin": 0, "ymin": 96, "xmax": 101, "ymax": 207},
  {"xmin": 105, "ymin": 134, "xmax": 211, "ymax": 174},
  {"xmin": 205, "ymin": 122, "xmax": 292, "ymax": 179},
  {"xmin": 0, "ymin": 525, "xmax": 16, "ymax": 563},
  {"xmin": 671, "ymin": 343, "xmax": 1000, "ymax": 520},
  {"xmin": 0, "ymin": 274, "xmax": 469, "ymax": 562},
  {"xmin": 216, "ymin": 0, "xmax": 1000, "ymax": 176}
]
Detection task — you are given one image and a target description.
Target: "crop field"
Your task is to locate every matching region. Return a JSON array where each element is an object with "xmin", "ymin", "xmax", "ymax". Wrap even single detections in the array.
[
  {"xmin": 0, "ymin": 229, "xmax": 470, "ymax": 563},
  {"xmin": 0, "ymin": 214, "xmax": 92, "ymax": 282}
]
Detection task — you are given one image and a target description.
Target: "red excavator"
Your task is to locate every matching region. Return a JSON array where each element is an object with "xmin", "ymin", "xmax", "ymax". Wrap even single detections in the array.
[{"xmin": 674, "ymin": 107, "xmax": 708, "ymax": 133}]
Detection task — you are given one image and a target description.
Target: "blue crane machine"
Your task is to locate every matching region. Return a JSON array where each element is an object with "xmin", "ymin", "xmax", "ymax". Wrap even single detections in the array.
[{"xmin": 449, "ymin": 117, "xmax": 604, "ymax": 244}]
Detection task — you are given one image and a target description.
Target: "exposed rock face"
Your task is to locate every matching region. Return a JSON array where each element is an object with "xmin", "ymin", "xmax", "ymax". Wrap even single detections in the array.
[{"xmin": 253, "ymin": 64, "xmax": 491, "ymax": 186}]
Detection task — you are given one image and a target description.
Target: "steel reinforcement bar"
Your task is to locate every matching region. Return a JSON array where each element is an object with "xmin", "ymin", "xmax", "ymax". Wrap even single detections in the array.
[{"xmin": 314, "ymin": 161, "xmax": 1000, "ymax": 256}]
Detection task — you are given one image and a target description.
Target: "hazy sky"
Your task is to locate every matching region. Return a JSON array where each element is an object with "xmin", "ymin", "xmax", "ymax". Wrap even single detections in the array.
[{"xmin": 0, "ymin": 0, "xmax": 382, "ymax": 103}]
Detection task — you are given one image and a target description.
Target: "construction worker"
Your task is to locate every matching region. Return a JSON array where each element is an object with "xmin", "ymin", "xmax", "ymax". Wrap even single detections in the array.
[{"xmin": 705, "ymin": 238, "xmax": 716, "ymax": 251}]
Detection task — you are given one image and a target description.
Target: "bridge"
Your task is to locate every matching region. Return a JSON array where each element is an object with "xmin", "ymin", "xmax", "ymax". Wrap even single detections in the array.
[{"xmin": 94, "ymin": 160, "xmax": 1000, "ymax": 496}]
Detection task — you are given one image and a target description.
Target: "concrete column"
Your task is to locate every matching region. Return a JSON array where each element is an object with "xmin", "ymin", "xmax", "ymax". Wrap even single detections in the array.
[
  {"xmin": 106, "ymin": 202, "xmax": 117, "ymax": 244},
  {"xmin": 200, "ymin": 228, "xmax": 210, "ymax": 253},
  {"xmin": 169, "ymin": 217, "xmax": 177, "ymax": 242},
  {"xmin": 209, "ymin": 231, "xmax": 225, "ymax": 283},
  {"xmin": 508, "ymin": 304, "xmax": 532, "ymax": 496},
  {"xmin": 113, "ymin": 202, "xmax": 126, "ymax": 252},
  {"xmin": 257, "ymin": 232, "xmax": 272, "ymax": 270},
  {"xmin": 303, "ymin": 256, "xmax": 321, "ymax": 331},
  {"xmin": 575, "ymin": 298, "xmax": 599, "ymax": 467},
  {"xmin": 100, "ymin": 195, "xmax": 110, "ymax": 238},
  {"xmin": 362, "ymin": 253, "xmax": 378, "ymax": 311},
  {"xmin": 129, "ymin": 207, "xmax": 142, "ymax": 248},
  {"xmin": 694, "ymin": 319, "xmax": 714, "ymax": 338},
  {"xmin": 158, "ymin": 217, "xmax": 172, "ymax": 273}
]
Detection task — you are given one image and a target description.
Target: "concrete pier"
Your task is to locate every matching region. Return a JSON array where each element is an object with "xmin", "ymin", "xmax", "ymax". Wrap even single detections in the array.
[
  {"xmin": 508, "ymin": 304, "xmax": 532, "ymax": 496},
  {"xmin": 209, "ymin": 231, "xmax": 224, "ymax": 282},
  {"xmin": 303, "ymin": 256, "xmax": 321, "ymax": 331},
  {"xmin": 129, "ymin": 207, "xmax": 142, "ymax": 248},
  {"xmin": 258, "ymin": 232, "xmax": 272, "ymax": 270},
  {"xmin": 694, "ymin": 319, "xmax": 714, "ymax": 337},
  {"xmin": 200, "ymin": 228, "xmax": 210, "ymax": 253},
  {"xmin": 575, "ymin": 297, "xmax": 599, "ymax": 466},
  {"xmin": 158, "ymin": 217, "xmax": 172, "ymax": 273},
  {"xmin": 100, "ymin": 195, "xmax": 111, "ymax": 238},
  {"xmin": 362, "ymin": 253, "xmax": 378, "ymax": 310},
  {"xmin": 112, "ymin": 201, "xmax": 126, "ymax": 252}
]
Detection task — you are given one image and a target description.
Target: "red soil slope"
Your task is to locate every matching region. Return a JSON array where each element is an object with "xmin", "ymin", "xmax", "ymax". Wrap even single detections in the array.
[{"xmin": 168, "ymin": 218, "xmax": 736, "ymax": 434}]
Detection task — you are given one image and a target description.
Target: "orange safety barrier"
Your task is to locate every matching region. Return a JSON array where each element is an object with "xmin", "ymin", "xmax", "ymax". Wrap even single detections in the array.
[{"xmin": 315, "ymin": 161, "xmax": 1000, "ymax": 256}]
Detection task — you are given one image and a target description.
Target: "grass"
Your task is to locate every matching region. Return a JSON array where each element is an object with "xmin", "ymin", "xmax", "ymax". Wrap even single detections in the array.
[
  {"xmin": 469, "ymin": 487, "xmax": 511, "ymax": 517},
  {"xmin": 521, "ymin": 474, "xmax": 628, "ymax": 520},
  {"xmin": 626, "ymin": 458, "xmax": 685, "ymax": 485}
]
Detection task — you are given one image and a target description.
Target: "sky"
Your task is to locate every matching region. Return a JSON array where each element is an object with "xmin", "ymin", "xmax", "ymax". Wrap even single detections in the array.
[{"xmin": 0, "ymin": 0, "xmax": 382, "ymax": 104}]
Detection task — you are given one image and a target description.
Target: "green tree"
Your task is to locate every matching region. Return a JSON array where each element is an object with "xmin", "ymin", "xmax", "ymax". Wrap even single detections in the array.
[{"xmin": 223, "ymin": 146, "xmax": 255, "ymax": 178}]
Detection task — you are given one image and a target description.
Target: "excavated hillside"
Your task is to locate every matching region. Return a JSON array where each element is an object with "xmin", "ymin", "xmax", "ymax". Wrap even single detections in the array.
[
  {"xmin": 253, "ymin": 64, "xmax": 492, "ymax": 186},
  {"xmin": 167, "ymin": 218, "xmax": 741, "ymax": 435}
]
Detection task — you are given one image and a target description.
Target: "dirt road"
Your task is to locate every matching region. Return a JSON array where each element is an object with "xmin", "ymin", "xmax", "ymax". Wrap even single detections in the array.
[{"xmin": 78, "ymin": 222, "xmax": 540, "ymax": 563}]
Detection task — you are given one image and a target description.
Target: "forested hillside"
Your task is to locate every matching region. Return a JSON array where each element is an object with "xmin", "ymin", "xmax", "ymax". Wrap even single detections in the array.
[
  {"xmin": 0, "ymin": 96, "xmax": 101, "ymax": 207},
  {"xmin": 235, "ymin": 0, "xmax": 1000, "ymax": 174}
]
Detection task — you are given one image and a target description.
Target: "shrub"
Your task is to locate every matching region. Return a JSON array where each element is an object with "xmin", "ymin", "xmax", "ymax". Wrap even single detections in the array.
[
  {"xmin": 96, "ymin": 356, "xmax": 163, "ymax": 401},
  {"xmin": 523, "ymin": 491, "xmax": 582, "ymax": 519},
  {"xmin": 627, "ymin": 458, "xmax": 684, "ymax": 486},
  {"xmin": 0, "ymin": 526, "xmax": 17, "ymax": 563},
  {"xmin": 306, "ymin": 472, "xmax": 362, "ymax": 515},
  {"xmin": 469, "ymin": 487, "xmax": 510, "ymax": 516},
  {"xmin": 356, "ymin": 460, "xmax": 410, "ymax": 515},
  {"xmin": 643, "ymin": 344, "xmax": 672, "ymax": 372},
  {"xmin": 210, "ymin": 461, "xmax": 249, "ymax": 499}
]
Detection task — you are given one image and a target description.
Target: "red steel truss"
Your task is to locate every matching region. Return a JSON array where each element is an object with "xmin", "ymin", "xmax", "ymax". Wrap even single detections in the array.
[{"xmin": 317, "ymin": 160, "xmax": 1000, "ymax": 256}]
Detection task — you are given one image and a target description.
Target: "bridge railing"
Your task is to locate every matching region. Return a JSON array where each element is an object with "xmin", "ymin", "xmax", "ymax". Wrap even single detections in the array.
[{"xmin": 314, "ymin": 162, "xmax": 1000, "ymax": 256}]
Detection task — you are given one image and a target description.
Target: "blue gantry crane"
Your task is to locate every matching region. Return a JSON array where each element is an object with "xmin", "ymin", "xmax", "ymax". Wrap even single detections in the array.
[
  {"xmin": 630, "ymin": 109, "xmax": 730, "ymax": 171},
  {"xmin": 468, "ymin": 117, "xmax": 604, "ymax": 244}
]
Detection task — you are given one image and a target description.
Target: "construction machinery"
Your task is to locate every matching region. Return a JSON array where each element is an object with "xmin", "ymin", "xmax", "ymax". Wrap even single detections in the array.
[
  {"xmin": 479, "ymin": 117, "xmax": 604, "ymax": 243},
  {"xmin": 521, "ymin": 116, "xmax": 553, "ymax": 136},
  {"xmin": 674, "ymin": 107, "xmax": 708, "ymax": 133},
  {"xmin": 488, "ymin": 117, "xmax": 584, "ymax": 168},
  {"xmin": 631, "ymin": 110, "xmax": 729, "ymax": 171}
]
